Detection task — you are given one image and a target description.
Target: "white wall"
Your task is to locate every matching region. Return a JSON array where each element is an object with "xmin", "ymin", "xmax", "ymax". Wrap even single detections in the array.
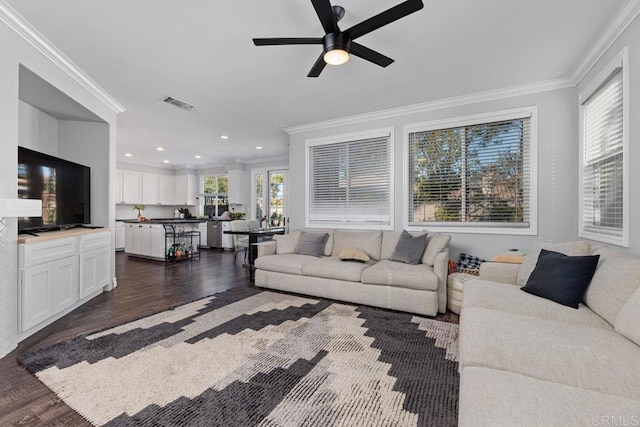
[
  {"xmin": 18, "ymin": 100, "xmax": 58, "ymax": 155},
  {"xmin": 577, "ymin": 13, "xmax": 640, "ymax": 256},
  {"xmin": 0, "ymin": 17, "xmax": 117, "ymax": 359},
  {"xmin": 58, "ymin": 120, "xmax": 110, "ymax": 226},
  {"xmin": 288, "ymin": 87, "xmax": 579, "ymax": 260}
]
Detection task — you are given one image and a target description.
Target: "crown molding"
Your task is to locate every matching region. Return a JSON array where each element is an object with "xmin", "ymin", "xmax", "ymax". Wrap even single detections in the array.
[
  {"xmin": 0, "ymin": 1, "xmax": 126, "ymax": 114},
  {"xmin": 570, "ymin": 0, "xmax": 640, "ymax": 85},
  {"xmin": 284, "ymin": 77, "xmax": 572, "ymax": 135},
  {"xmin": 242, "ymin": 154, "xmax": 289, "ymax": 165}
]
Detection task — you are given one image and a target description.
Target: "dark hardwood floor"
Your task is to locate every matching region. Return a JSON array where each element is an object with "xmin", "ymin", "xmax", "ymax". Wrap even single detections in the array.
[{"xmin": 0, "ymin": 249, "xmax": 458, "ymax": 426}]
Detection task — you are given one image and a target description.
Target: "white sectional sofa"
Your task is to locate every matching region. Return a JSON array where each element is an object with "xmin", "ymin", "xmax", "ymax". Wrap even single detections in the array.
[
  {"xmin": 254, "ymin": 229, "xmax": 451, "ymax": 316},
  {"xmin": 458, "ymin": 242, "xmax": 640, "ymax": 426}
]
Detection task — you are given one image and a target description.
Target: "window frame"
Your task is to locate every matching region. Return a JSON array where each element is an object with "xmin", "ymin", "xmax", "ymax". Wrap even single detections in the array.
[
  {"xmin": 403, "ymin": 107, "xmax": 538, "ymax": 235},
  {"xmin": 305, "ymin": 127, "xmax": 395, "ymax": 230},
  {"xmin": 578, "ymin": 48, "xmax": 629, "ymax": 247}
]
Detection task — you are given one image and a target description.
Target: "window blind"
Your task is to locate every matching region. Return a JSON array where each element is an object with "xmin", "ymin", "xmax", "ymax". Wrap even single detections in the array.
[
  {"xmin": 408, "ymin": 117, "xmax": 530, "ymax": 228},
  {"xmin": 582, "ymin": 69, "xmax": 624, "ymax": 237},
  {"xmin": 308, "ymin": 135, "xmax": 391, "ymax": 226}
]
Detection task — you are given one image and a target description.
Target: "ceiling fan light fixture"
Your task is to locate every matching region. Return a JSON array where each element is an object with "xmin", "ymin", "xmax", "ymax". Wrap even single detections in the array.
[{"xmin": 324, "ymin": 48, "xmax": 350, "ymax": 65}]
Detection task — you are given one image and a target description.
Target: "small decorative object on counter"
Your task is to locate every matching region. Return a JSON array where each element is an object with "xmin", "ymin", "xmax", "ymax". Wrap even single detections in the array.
[
  {"xmin": 133, "ymin": 204, "xmax": 146, "ymax": 220},
  {"xmin": 174, "ymin": 209, "xmax": 180, "ymax": 219}
]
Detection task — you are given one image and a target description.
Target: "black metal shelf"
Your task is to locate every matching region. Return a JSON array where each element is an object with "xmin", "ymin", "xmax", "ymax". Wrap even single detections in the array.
[{"xmin": 163, "ymin": 225, "xmax": 201, "ymax": 262}]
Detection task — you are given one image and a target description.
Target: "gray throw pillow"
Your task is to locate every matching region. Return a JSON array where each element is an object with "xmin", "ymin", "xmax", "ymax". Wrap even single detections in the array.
[
  {"xmin": 295, "ymin": 232, "xmax": 329, "ymax": 257},
  {"xmin": 389, "ymin": 230, "xmax": 427, "ymax": 265}
]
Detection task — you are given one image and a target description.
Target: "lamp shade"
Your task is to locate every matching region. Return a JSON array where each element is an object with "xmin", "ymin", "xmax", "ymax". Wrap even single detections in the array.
[{"xmin": 0, "ymin": 198, "xmax": 42, "ymax": 218}]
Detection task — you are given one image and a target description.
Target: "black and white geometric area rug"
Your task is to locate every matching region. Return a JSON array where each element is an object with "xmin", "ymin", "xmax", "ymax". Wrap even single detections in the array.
[{"xmin": 19, "ymin": 288, "xmax": 459, "ymax": 426}]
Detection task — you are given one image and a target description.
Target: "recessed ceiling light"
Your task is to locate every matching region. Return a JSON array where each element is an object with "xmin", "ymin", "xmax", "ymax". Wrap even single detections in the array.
[
  {"xmin": 156, "ymin": 147, "xmax": 165, "ymax": 151},
  {"xmin": 220, "ymin": 135, "xmax": 229, "ymax": 140},
  {"xmin": 256, "ymin": 146, "xmax": 263, "ymax": 150},
  {"xmin": 163, "ymin": 160, "xmax": 170, "ymax": 163},
  {"xmin": 194, "ymin": 155, "xmax": 201, "ymax": 159},
  {"xmin": 124, "ymin": 153, "xmax": 133, "ymax": 157}
]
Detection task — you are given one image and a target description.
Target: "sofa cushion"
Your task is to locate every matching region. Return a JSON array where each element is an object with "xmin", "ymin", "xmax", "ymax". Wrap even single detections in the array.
[
  {"xmin": 332, "ymin": 230, "xmax": 382, "ymax": 261},
  {"xmin": 462, "ymin": 280, "xmax": 612, "ymax": 330},
  {"xmin": 254, "ymin": 254, "xmax": 318, "ymax": 276},
  {"xmin": 615, "ymin": 285, "xmax": 640, "ymax": 346},
  {"xmin": 389, "ymin": 230, "xmax": 427, "ymax": 265},
  {"xmin": 302, "ymin": 256, "xmax": 372, "ymax": 282},
  {"xmin": 521, "ymin": 249, "xmax": 600, "ymax": 309},
  {"xmin": 294, "ymin": 232, "xmax": 329, "ymax": 257},
  {"xmin": 516, "ymin": 240, "xmax": 591, "ymax": 286},
  {"xmin": 422, "ymin": 233, "xmax": 451, "ymax": 267},
  {"xmin": 459, "ymin": 367, "xmax": 640, "ymax": 427},
  {"xmin": 459, "ymin": 307, "xmax": 640, "ymax": 400},
  {"xmin": 274, "ymin": 230, "xmax": 301, "ymax": 254},
  {"xmin": 584, "ymin": 244, "xmax": 640, "ymax": 326},
  {"xmin": 361, "ymin": 260, "xmax": 439, "ymax": 291},
  {"xmin": 338, "ymin": 247, "xmax": 370, "ymax": 263}
]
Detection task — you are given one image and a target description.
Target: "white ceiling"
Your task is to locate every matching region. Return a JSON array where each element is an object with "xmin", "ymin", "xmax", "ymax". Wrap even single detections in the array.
[{"xmin": 7, "ymin": 0, "xmax": 624, "ymax": 169}]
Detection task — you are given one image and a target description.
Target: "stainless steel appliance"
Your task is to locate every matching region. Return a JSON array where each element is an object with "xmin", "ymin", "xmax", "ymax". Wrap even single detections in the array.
[{"xmin": 207, "ymin": 221, "xmax": 223, "ymax": 248}]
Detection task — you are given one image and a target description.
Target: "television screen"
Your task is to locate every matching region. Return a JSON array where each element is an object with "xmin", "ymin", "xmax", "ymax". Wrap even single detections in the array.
[{"xmin": 18, "ymin": 146, "xmax": 90, "ymax": 231}]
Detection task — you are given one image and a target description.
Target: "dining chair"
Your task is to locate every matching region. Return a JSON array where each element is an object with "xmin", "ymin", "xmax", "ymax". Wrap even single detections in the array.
[{"xmin": 229, "ymin": 220, "xmax": 249, "ymax": 263}]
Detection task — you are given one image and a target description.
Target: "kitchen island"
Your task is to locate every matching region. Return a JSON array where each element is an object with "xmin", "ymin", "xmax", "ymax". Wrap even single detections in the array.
[{"xmin": 123, "ymin": 218, "xmax": 206, "ymax": 261}]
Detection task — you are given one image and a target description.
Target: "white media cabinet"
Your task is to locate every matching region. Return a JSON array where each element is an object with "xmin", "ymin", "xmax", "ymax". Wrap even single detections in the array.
[{"xmin": 18, "ymin": 228, "xmax": 112, "ymax": 341}]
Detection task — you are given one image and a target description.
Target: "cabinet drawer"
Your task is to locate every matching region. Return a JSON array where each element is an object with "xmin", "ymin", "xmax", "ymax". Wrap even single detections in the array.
[
  {"xmin": 20, "ymin": 238, "xmax": 77, "ymax": 268},
  {"xmin": 80, "ymin": 231, "xmax": 111, "ymax": 252}
]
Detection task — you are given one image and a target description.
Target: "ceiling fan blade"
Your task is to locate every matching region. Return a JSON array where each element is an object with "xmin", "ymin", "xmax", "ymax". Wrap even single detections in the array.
[
  {"xmin": 307, "ymin": 54, "xmax": 327, "ymax": 77},
  {"xmin": 311, "ymin": 0, "xmax": 340, "ymax": 34},
  {"xmin": 344, "ymin": 0, "xmax": 423, "ymax": 40},
  {"xmin": 350, "ymin": 42, "xmax": 394, "ymax": 67},
  {"xmin": 253, "ymin": 38, "xmax": 323, "ymax": 46}
]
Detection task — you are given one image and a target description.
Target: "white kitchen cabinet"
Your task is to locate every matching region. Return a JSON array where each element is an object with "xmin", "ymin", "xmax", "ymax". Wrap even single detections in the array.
[
  {"xmin": 124, "ymin": 223, "xmax": 166, "ymax": 259},
  {"xmin": 124, "ymin": 223, "xmax": 143, "ymax": 255},
  {"xmin": 158, "ymin": 174, "xmax": 174, "ymax": 205},
  {"xmin": 19, "ymin": 230, "xmax": 110, "ymax": 339},
  {"xmin": 115, "ymin": 221, "xmax": 125, "ymax": 250},
  {"xmin": 141, "ymin": 224, "xmax": 153, "ymax": 255},
  {"xmin": 221, "ymin": 221, "xmax": 234, "ymax": 249},
  {"xmin": 174, "ymin": 174, "xmax": 196, "ymax": 205},
  {"xmin": 227, "ymin": 169, "xmax": 245, "ymax": 205},
  {"xmin": 118, "ymin": 169, "xmax": 142, "ymax": 204},
  {"xmin": 151, "ymin": 225, "xmax": 166, "ymax": 259},
  {"xmin": 198, "ymin": 223, "xmax": 208, "ymax": 247},
  {"xmin": 116, "ymin": 170, "xmax": 124, "ymax": 205},
  {"xmin": 142, "ymin": 172, "xmax": 159, "ymax": 205}
]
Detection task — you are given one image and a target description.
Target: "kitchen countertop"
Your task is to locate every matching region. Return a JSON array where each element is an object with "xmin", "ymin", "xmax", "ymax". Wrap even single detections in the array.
[{"xmin": 122, "ymin": 218, "xmax": 206, "ymax": 224}]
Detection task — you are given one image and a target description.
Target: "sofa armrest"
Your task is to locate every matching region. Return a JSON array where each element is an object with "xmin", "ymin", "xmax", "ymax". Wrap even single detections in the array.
[
  {"xmin": 257, "ymin": 241, "xmax": 277, "ymax": 258},
  {"xmin": 479, "ymin": 262, "xmax": 520, "ymax": 285},
  {"xmin": 433, "ymin": 248, "xmax": 449, "ymax": 314}
]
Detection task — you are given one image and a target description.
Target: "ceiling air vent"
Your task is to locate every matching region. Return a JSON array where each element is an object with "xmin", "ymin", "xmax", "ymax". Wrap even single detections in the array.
[{"xmin": 162, "ymin": 96, "xmax": 194, "ymax": 110}]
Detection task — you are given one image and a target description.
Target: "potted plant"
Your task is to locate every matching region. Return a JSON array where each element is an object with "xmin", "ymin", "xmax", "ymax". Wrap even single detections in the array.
[{"xmin": 133, "ymin": 204, "xmax": 146, "ymax": 220}]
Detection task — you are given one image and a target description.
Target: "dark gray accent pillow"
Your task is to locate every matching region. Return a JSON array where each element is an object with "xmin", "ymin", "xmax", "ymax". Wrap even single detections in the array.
[
  {"xmin": 294, "ymin": 232, "xmax": 329, "ymax": 257},
  {"xmin": 389, "ymin": 230, "xmax": 428, "ymax": 265},
  {"xmin": 521, "ymin": 249, "xmax": 600, "ymax": 309}
]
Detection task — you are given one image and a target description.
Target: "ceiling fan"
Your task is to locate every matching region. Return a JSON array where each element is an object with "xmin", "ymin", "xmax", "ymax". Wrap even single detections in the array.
[{"xmin": 253, "ymin": 0, "xmax": 424, "ymax": 77}]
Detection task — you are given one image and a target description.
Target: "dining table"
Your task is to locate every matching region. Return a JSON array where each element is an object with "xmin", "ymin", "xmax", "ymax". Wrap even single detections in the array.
[{"xmin": 223, "ymin": 227, "xmax": 286, "ymax": 282}]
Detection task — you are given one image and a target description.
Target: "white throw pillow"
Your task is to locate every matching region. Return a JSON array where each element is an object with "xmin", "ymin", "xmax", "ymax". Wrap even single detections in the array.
[{"xmin": 274, "ymin": 230, "xmax": 301, "ymax": 254}]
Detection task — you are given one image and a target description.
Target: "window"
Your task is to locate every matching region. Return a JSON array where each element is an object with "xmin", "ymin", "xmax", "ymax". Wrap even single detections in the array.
[
  {"xmin": 579, "ymin": 49, "xmax": 628, "ymax": 246},
  {"xmin": 201, "ymin": 174, "xmax": 228, "ymax": 217},
  {"xmin": 251, "ymin": 168, "xmax": 288, "ymax": 225},
  {"xmin": 405, "ymin": 108, "xmax": 537, "ymax": 234},
  {"xmin": 306, "ymin": 128, "xmax": 393, "ymax": 229}
]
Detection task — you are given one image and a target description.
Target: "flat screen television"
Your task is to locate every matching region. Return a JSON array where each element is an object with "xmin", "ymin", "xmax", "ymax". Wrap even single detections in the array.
[{"xmin": 18, "ymin": 146, "xmax": 90, "ymax": 232}]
